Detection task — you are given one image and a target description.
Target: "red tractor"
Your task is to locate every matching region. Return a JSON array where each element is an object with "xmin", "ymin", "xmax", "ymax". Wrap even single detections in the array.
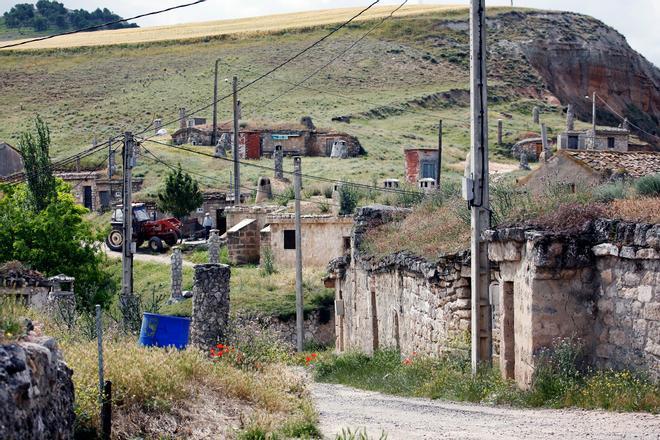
[{"xmin": 106, "ymin": 204, "xmax": 182, "ymax": 253}]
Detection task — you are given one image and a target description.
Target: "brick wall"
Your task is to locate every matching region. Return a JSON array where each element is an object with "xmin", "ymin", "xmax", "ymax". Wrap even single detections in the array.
[{"xmin": 227, "ymin": 218, "xmax": 260, "ymax": 265}]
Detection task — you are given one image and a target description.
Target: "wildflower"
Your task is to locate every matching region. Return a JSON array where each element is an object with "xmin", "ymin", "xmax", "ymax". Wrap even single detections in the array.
[
  {"xmin": 311, "ymin": 353, "xmax": 318, "ymax": 358},
  {"xmin": 403, "ymin": 357, "xmax": 412, "ymax": 365}
]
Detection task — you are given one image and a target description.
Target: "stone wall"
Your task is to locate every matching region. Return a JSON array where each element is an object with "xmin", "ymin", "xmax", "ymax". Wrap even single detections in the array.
[
  {"xmin": 487, "ymin": 220, "xmax": 660, "ymax": 387},
  {"xmin": 327, "ymin": 205, "xmax": 473, "ymax": 356},
  {"xmin": 227, "ymin": 219, "xmax": 260, "ymax": 265},
  {"xmin": 0, "ymin": 337, "xmax": 75, "ymax": 440},
  {"xmin": 236, "ymin": 310, "xmax": 335, "ymax": 349}
]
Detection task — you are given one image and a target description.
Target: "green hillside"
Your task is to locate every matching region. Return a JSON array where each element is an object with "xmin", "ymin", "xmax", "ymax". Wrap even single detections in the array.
[{"xmin": 0, "ymin": 7, "xmax": 592, "ymax": 198}]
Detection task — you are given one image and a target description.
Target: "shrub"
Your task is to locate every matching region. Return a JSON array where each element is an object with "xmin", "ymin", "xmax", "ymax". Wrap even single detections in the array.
[
  {"xmin": 0, "ymin": 297, "xmax": 27, "ymax": 341},
  {"xmin": 323, "ymin": 186, "xmax": 334, "ymax": 199},
  {"xmin": 276, "ymin": 186, "xmax": 295, "ymax": 206},
  {"xmin": 395, "ymin": 185, "xmax": 424, "ymax": 207},
  {"xmin": 339, "ymin": 184, "xmax": 360, "ymax": 215},
  {"xmin": 319, "ymin": 201, "xmax": 330, "ymax": 213},
  {"xmin": 593, "ymin": 182, "xmax": 627, "ymax": 203},
  {"xmin": 608, "ymin": 197, "xmax": 660, "ymax": 224},
  {"xmin": 260, "ymin": 246, "xmax": 277, "ymax": 276},
  {"xmin": 635, "ymin": 173, "xmax": 660, "ymax": 197}
]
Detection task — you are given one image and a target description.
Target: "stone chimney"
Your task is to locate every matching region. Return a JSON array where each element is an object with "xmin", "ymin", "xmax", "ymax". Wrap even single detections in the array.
[{"xmin": 274, "ymin": 145, "xmax": 284, "ymax": 180}]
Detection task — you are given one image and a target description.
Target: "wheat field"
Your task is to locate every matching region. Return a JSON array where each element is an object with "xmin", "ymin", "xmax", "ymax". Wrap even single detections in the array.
[{"xmin": 3, "ymin": 4, "xmax": 463, "ymax": 51}]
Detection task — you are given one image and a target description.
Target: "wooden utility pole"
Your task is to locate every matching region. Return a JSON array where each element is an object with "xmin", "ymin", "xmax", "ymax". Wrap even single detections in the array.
[
  {"xmin": 108, "ymin": 139, "xmax": 115, "ymax": 179},
  {"xmin": 294, "ymin": 156, "xmax": 304, "ymax": 352},
  {"xmin": 468, "ymin": 0, "xmax": 492, "ymax": 375},
  {"xmin": 232, "ymin": 76, "xmax": 240, "ymax": 205},
  {"xmin": 497, "ymin": 119, "xmax": 503, "ymax": 145},
  {"xmin": 212, "ymin": 58, "xmax": 221, "ymax": 146},
  {"xmin": 437, "ymin": 120, "xmax": 443, "ymax": 191},
  {"xmin": 120, "ymin": 132, "xmax": 137, "ymax": 331}
]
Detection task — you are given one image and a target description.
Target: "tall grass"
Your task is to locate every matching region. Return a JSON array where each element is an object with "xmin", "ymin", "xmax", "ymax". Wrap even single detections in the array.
[{"xmin": 635, "ymin": 173, "xmax": 660, "ymax": 197}]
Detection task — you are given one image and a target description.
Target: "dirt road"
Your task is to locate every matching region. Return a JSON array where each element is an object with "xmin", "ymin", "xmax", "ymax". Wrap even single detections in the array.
[
  {"xmin": 313, "ymin": 383, "xmax": 660, "ymax": 439},
  {"xmin": 102, "ymin": 244, "xmax": 195, "ymax": 267}
]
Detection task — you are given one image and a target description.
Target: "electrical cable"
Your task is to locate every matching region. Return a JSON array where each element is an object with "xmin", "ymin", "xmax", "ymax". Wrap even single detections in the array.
[
  {"xmin": 595, "ymin": 94, "xmax": 660, "ymax": 142},
  {"xmin": 136, "ymin": 0, "xmax": 381, "ymax": 138},
  {"xmin": 0, "ymin": 0, "xmax": 207, "ymax": 50}
]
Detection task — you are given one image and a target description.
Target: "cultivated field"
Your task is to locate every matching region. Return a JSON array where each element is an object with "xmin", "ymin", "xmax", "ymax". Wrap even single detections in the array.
[{"xmin": 1, "ymin": 4, "xmax": 462, "ymax": 50}]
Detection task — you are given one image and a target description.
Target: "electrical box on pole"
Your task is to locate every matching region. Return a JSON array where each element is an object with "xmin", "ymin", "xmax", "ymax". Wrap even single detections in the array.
[{"xmin": 468, "ymin": 0, "xmax": 492, "ymax": 375}]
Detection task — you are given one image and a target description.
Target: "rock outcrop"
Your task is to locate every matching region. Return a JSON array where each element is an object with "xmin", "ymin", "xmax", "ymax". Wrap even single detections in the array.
[{"xmin": 0, "ymin": 337, "xmax": 75, "ymax": 440}]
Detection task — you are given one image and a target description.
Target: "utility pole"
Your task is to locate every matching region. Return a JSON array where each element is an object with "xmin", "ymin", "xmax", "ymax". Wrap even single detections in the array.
[
  {"xmin": 294, "ymin": 156, "xmax": 304, "ymax": 352},
  {"xmin": 232, "ymin": 76, "xmax": 240, "ymax": 205},
  {"xmin": 592, "ymin": 91, "xmax": 597, "ymax": 134},
  {"xmin": 541, "ymin": 123, "xmax": 550, "ymax": 161},
  {"xmin": 212, "ymin": 58, "xmax": 221, "ymax": 146},
  {"xmin": 437, "ymin": 120, "xmax": 443, "ymax": 191},
  {"xmin": 120, "ymin": 132, "xmax": 137, "ymax": 331},
  {"xmin": 468, "ymin": 0, "xmax": 491, "ymax": 375},
  {"xmin": 108, "ymin": 139, "xmax": 115, "ymax": 179}
]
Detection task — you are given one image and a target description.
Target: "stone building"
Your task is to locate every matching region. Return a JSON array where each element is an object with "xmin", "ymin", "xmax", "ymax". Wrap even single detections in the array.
[
  {"xmin": 557, "ymin": 127, "xmax": 630, "ymax": 152},
  {"xmin": 404, "ymin": 147, "xmax": 439, "ymax": 183},
  {"xmin": 171, "ymin": 118, "xmax": 364, "ymax": 158},
  {"xmin": 486, "ymin": 220, "xmax": 660, "ymax": 387},
  {"xmin": 326, "ymin": 205, "xmax": 660, "ymax": 389},
  {"xmin": 55, "ymin": 171, "xmax": 143, "ymax": 212},
  {"xmin": 520, "ymin": 150, "xmax": 660, "ymax": 193},
  {"xmin": 0, "ymin": 262, "xmax": 50, "ymax": 309},
  {"xmin": 0, "ymin": 141, "xmax": 23, "ymax": 178},
  {"xmin": 261, "ymin": 214, "xmax": 353, "ymax": 267},
  {"xmin": 511, "ymin": 137, "xmax": 544, "ymax": 161}
]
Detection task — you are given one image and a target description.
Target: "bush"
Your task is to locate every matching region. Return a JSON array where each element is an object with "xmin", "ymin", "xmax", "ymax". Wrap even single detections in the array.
[
  {"xmin": 593, "ymin": 182, "xmax": 627, "ymax": 203},
  {"xmin": 323, "ymin": 186, "xmax": 334, "ymax": 199},
  {"xmin": 635, "ymin": 173, "xmax": 660, "ymax": 197},
  {"xmin": 339, "ymin": 184, "xmax": 360, "ymax": 215},
  {"xmin": 260, "ymin": 246, "xmax": 277, "ymax": 276},
  {"xmin": 276, "ymin": 186, "xmax": 295, "ymax": 206}
]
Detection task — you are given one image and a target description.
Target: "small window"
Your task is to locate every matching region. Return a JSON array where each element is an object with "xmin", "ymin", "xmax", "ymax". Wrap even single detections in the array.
[
  {"xmin": 568, "ymin": 136, "xmax": 579, "ymax": 149},
  {"xmin": 343, "ymin": 237, "xmax": 351, "ymax": 252},
  {"xmin": 607, "ymin": 137, "xmax": 615, "ymax": 149},
  {"xmin": 283, "ymin": 230, "xmax": 296, "ymax": 250}
]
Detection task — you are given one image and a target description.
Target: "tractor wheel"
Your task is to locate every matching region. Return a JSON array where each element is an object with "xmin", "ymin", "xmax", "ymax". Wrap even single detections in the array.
[
  {"xmin": 164, "ymin": 233, "xmax": 178, "ymax": 247},
  {"xmin": 148, "ymin": 237, "xmax": 164, "ymax": 253},
  {"xmin": 106, "ymin": 230, "xmax": 124, "ymax": 252}
]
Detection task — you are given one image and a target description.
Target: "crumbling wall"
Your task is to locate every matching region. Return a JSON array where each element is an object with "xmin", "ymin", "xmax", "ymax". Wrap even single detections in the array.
[
  {"xmin": 328, "ymin": 205, "xmax": 472, "ymax": 357},
  {"xmin": 487, "ymin": 220, "xmax": 660, "ymax": 387},
  {"xmin": 0, "ymin": 337, "xmax": 75, "ymax": 440}
]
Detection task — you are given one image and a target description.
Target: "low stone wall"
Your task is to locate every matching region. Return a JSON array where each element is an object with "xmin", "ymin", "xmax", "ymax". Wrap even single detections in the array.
[
  {"xmin": 0, "ymin": 337, "xmax": 75, "ymax": 440},
  {"xmin": 236, "ymin": 310, "xmax": 335, "ymax": 349},
  {"xmin": 327, "ymin": 205, "xmax": 473, "ymax": 356}
]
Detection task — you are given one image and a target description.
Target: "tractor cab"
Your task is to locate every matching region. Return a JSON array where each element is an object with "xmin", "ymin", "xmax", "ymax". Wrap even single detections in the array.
[{"xmin": 110, "ymin": 203, "xmax": 151, "ymax": 225}]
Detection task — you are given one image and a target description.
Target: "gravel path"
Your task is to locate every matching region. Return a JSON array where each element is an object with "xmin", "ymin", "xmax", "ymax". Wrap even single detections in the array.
[
  {"xmin": 102, "ymin": 244, "xmax": 195, "ymax": 267},
  {"xmin": 313, "ymin": 383, "xmax": 660, "ymax": 439}
]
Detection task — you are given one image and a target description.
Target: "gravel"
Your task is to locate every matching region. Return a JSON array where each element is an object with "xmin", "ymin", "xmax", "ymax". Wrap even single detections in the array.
[{"xmin": 313, "ymin": 383, "xmax": 660, "ymax": 439}]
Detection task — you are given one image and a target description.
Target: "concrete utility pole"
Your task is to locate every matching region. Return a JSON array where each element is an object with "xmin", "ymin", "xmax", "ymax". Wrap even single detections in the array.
[
  {"xmin": 437, "ymin": 120, "xmax": 443, "ymax": 191},
  {"xmin": 232, "ymin": 76, "xmax": 240, "ymax": 205},
  {"xmin": 120, "ymin": 132, "xmax": 137, "ymax": 330},
  {"xmin": 592, "ymin": 91, "xmax": 597, "ymax": 134},
  {"xmin": 294, "ymin": 156, "xmax": 304, "ymax": 352},
  {"xmin": 468, "ymin": 0, "xmax": 492, "ymax": 375},
  {"xmin": 212, "ymin": 58, "xmax": 221, "ymax": 147},
  {"xmin": 497, "ymin": 119, "xmax": 503, "ymax": 145}
]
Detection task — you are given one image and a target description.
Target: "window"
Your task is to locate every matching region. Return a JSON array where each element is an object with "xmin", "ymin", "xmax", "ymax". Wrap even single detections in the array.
[
  {"xmin": 283, "ymin": 230, "xmax": 296, "ymax": 250},
  {"xmin": 608, "ymin": 137, "xmax": 615, "ymax": 149},
  {"xmin": 568, "ymin": 136, "xmax": 579, "ymax": 149},
  {"xmin": 343, "ymin": 237, "xmax": 351, "ymax": 252}
]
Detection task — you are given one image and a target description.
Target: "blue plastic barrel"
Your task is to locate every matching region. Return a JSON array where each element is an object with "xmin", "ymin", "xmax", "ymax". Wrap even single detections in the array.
[{"xmin": 138, "ymin": 313, "xmax": 191, "ymax": 349}]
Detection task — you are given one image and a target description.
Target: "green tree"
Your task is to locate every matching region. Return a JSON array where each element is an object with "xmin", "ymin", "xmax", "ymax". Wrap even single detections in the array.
[
  {"xmin": 339, "ymin": 184, "xmax": 360, "ymax": 216},
  {"xmin": 0, "ymin": 181, "xmax": 115, "ymax": 313},
  {"xmin": 157, "ymin": 165, "xmax": 203, "ymax": 219},
  {"xmin": 18, "ymin": 116, "xmax": 57, "ymax": 212}
]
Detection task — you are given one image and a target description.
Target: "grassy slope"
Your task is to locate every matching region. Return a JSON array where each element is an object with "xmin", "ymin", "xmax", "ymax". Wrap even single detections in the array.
[{"xmin": 0, "ymin": 7, "xmax": 587, "ymax": 198}]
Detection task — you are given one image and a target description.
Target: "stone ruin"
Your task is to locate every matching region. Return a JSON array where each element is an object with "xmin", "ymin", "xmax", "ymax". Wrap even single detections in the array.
[
  {"xmin": 190, "ymin": 264, "xmax": 231, "ymax": 348},
  {"xmin": 208, "ymin": 230, "xmax": 221, "ymax": 264},
  {"xmin": 255, "ymin": 177, "xmax": 273, "ymax": 203},
  {"xmin": 0, "ymin": 337, "xmax": 75, "ymax": 439},
  {"xmin": 170, "ymin": 247, "xmax": 183, "ymax": 303},
  {"xmin": 273, "ymin": 145, "xmax": 284, "ymax": 180}
]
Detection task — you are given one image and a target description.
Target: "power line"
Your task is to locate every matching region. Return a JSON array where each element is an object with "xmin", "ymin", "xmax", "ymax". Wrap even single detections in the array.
[
  {"xmin": 136, "ymin": 0, "xmax": 381, "ymax": 138},
  {"xmin": 139, "ymin": 137, "xmax": 426, "ymax": 197},
  {"xmin": 595, "ymin": 94, "xmax": 660, "ymax": 142},
  {"xmin": 249, "ymin": 0, "xmax": 409, "ymax": 113},
  {"xmin": 0, "ymin": 0, "xmax": 207, "ymax": 50},
  {"xmin": 139, "ymin": 144, "xmax": 341, "ymax": 208}
]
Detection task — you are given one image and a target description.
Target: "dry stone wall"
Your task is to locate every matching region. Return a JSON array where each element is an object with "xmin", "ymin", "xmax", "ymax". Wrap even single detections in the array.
[
  {"xmin": 190, "ymin": 264, "xmax": 231, "ymax": 348},
  {"xmin": 0, "ymin": 337, "xmax": 75, "ymax": 440}
]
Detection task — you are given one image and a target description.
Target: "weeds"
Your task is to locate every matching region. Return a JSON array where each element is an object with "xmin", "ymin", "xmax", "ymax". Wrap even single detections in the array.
[
  {"xmin": 635, "ymin": 173, "xmax": 660, "ymax": 197},
  {"xmin": 335, "ymin": 427, "xmax": 388, "ymax": 440},
  {"xmin": 260, "ymin": 247, "xmax": 277, "ymax": 277}
]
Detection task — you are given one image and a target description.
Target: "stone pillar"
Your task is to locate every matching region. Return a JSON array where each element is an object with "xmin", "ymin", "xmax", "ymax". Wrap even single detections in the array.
[
  {"xmin": 274, "ymin": 145, "xmax": 284, "ymax": 180},
  {"xmin": 208, "ymin": 230, "xmax": 220, "ymax": 264},
  {"xmin": 255, "ymin": 177, "xmax": 273, "ymax": 203},
  {"xmin": 497, "ymin": 119, "xmax": 503, "ymax": 145},
  {"xmin": 170, "ymin": 247, "xmax": 183, "ymax": 302},
  {"xmin": 532, "ymin": 106, "xmax": 540, "ymax": 124},
  {"xmin": 519, "ymin": 151, "xmax": 530, "ymax": 170},
  {"xmin": 190, "ymin": 264, "xmax": 231, "ymax": 348},
  {"xmin": 566, "ymin": 104, "xmax": 575, "ymax": 131},
  {"xmin": 179, "ymin": 108, "xmax": 187, "ymax": 130},
  {"xmin": 154, "ymin": 118, "xmax": 163, "ymax": 134}
]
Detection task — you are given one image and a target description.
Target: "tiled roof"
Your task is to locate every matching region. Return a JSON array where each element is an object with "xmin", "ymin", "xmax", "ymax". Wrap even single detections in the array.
[{"xmin": 562, "ymin": 150, "xmax": 660, "ymax": 178}]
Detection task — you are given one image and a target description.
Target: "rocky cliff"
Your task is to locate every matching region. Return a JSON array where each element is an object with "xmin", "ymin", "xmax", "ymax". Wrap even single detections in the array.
[{"xmin": 426, "ymin": 10, "xmax": 660, "ymax": 144}]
